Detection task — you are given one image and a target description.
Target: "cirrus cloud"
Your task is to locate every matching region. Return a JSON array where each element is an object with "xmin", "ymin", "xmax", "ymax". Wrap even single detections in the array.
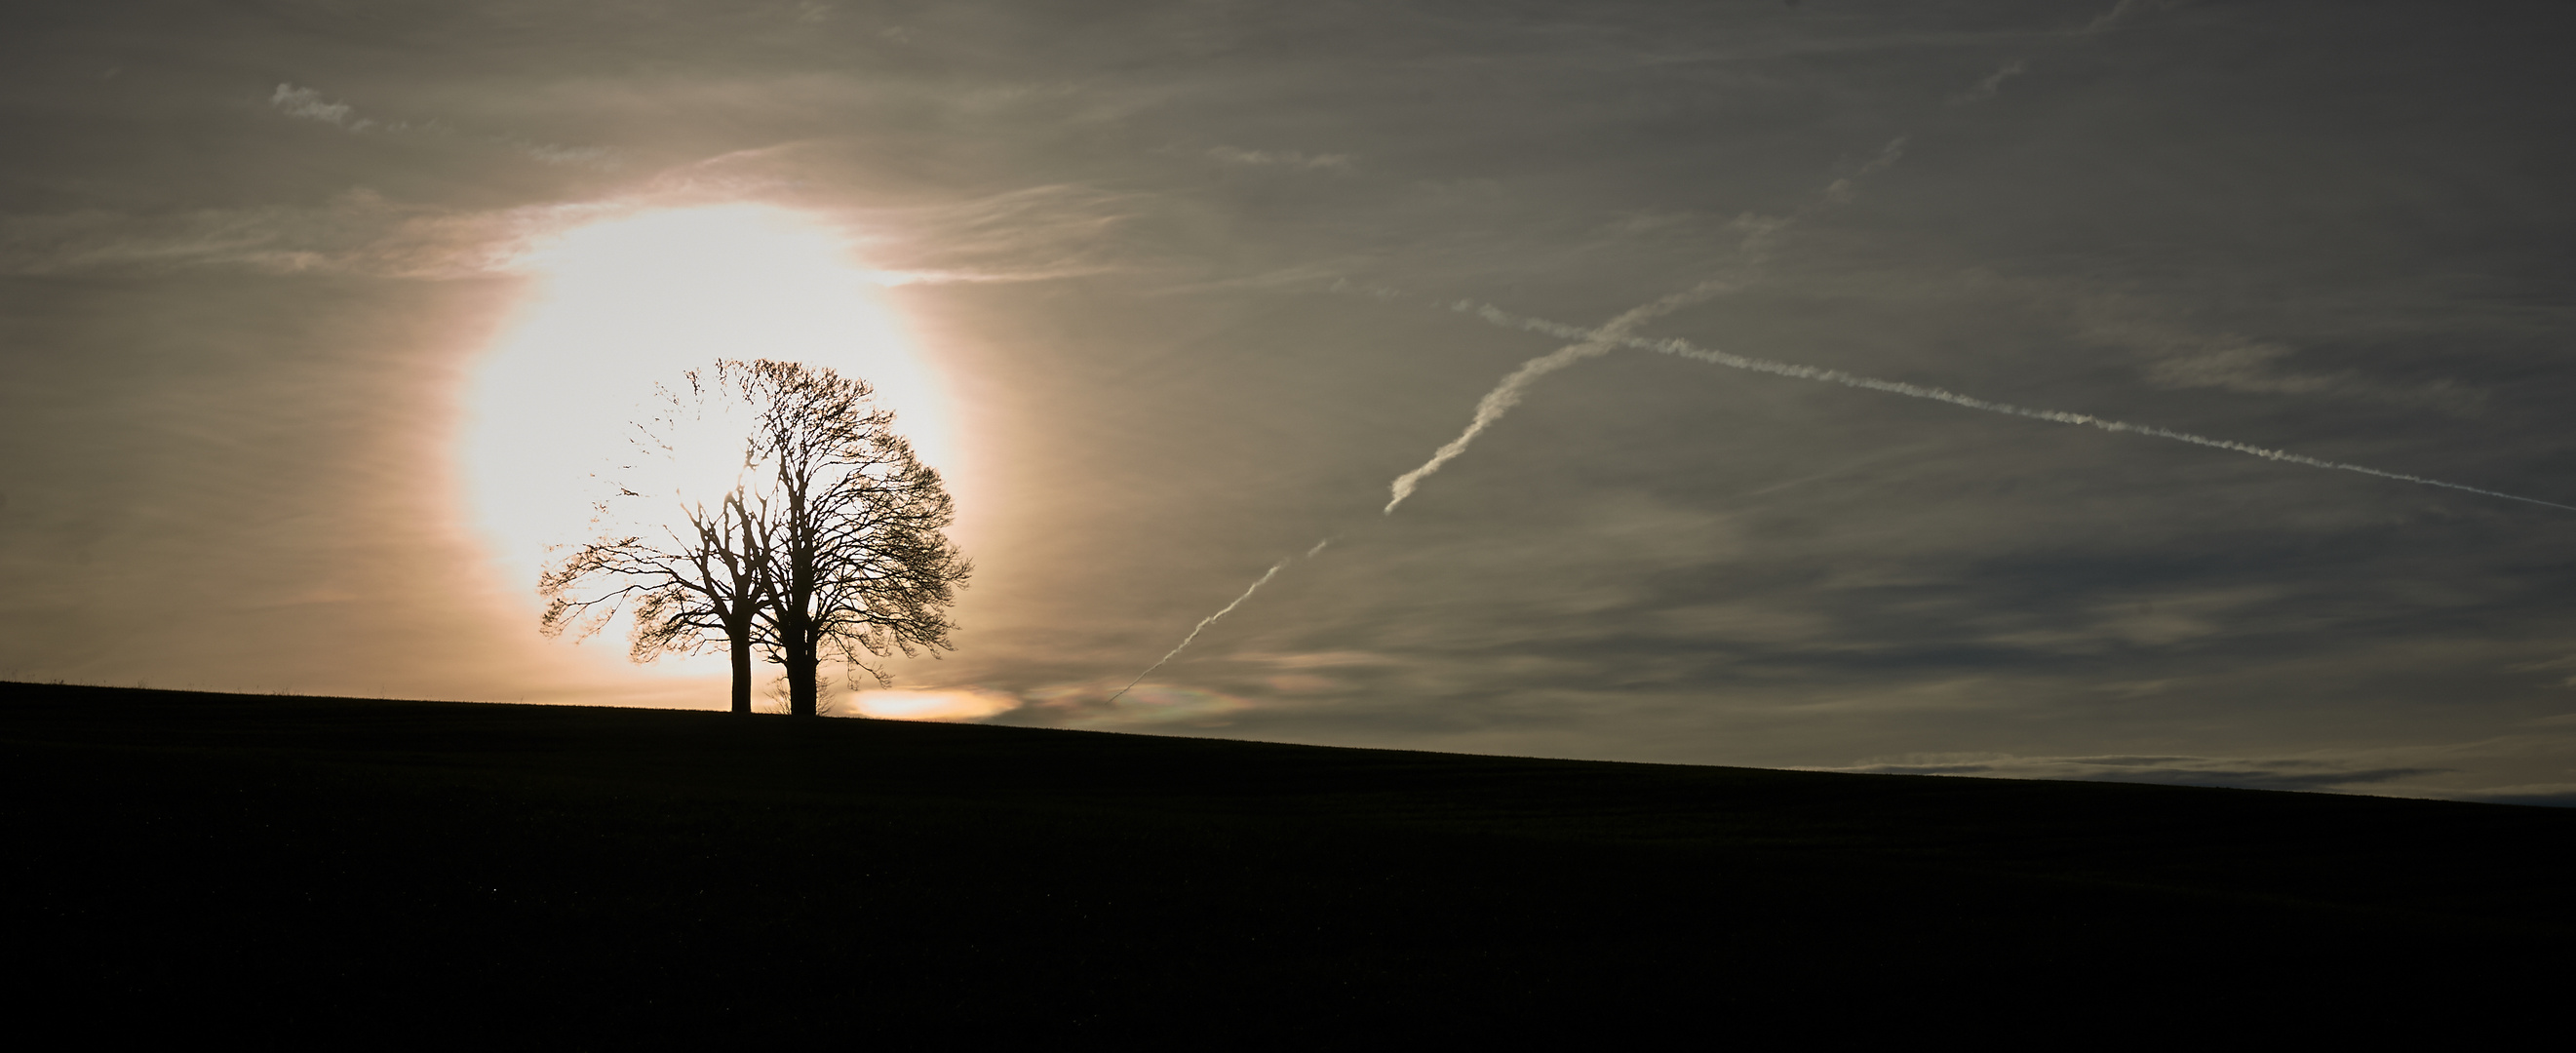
[{"xmin": 1024, "ymin": 682, "xmax": 1254, "ymax": 728}]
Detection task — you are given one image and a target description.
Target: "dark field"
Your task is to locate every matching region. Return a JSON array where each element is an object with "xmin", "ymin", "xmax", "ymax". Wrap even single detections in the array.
[{"xmin": 5, "ymin": 682, "xmax": 2566, "ymax": 1040}]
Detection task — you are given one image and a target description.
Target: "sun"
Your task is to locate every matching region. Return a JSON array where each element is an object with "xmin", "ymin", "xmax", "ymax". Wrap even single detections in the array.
[{"xmin": 459, "ymin": 204, "xmax": 956, "ymax": 673}]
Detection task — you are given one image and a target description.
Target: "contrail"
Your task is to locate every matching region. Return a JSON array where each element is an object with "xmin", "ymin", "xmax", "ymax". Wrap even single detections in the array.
[
  {"xmin": 1104, "ymin": 534, "xmax": 1341, "ymax": 702},
  {"xmin": 1129, "ymin": 0, "xmax": 2180, "ymax": 693},
  {"xmin": 1384, "ymin": 279, "xmax": 1739, "ymax": 513},
  {"xmin": 1461, "ymin": 300, "xmax": 2576, "ymax": 515},
  {"xmin": 1384, "ymin": 133, "xmax": 1913, "ymax": 516},
  {"xmin": 1381, "ymin": 0, "xmax": 2148, "ymax": 516},
  {"xmin": 1104, "ymin": 559, "xmax": 1290, "ymax": 705},
  {"xmin": 1375, "ymin": 5, "xmax": 2244, "ymax": 518}
]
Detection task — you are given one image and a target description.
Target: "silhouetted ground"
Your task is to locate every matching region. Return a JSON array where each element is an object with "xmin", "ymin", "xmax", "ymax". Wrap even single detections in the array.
[{"xmin": 4, "ymin": 682, "xmax": 2565, "ymax": 1041}]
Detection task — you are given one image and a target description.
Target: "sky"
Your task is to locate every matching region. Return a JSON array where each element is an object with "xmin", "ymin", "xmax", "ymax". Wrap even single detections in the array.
[{"xmin": 7, "ymin": 0, "xmax": 2576, "ymax": 804}]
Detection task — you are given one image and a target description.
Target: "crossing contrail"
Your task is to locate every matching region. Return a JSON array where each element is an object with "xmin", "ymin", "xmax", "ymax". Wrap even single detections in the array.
[
  {"xmin": 1378, "ymin": 0, "xmax": 2149, "ymax": 517},
  {"xmin": 1458, "ymin": 299, "xmax": 2576, "ymax": 515},
  {"xmin": 1381, "ymin": 134, "xmax": 1906, "ymax": 515},
  {"xmin": 1119, "ymin": 0, "xmax": 2193, "ymax": 696},
  {"xmin": 1384, "ymin": 280, "xmax": 1741, "ymax": 514}
]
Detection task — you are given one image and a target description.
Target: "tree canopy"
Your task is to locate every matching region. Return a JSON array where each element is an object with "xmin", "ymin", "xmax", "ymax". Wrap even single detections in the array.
[{"xmin": 540, "ymin": 359, "xmax": 968, "ymax": 716}]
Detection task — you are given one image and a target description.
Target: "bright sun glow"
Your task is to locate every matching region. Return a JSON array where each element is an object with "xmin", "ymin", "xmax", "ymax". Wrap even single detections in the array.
[
  {"xmin": 462, "ymin": 204, "xmax": 957, "ymax": 681},
  {"xmin": 844, "ymin": 687, "xmax": 1024, "ymax": 722}
]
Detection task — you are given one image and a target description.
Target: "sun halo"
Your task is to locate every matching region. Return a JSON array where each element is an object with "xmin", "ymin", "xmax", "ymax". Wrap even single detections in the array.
[{"xmin": 458, "ymin": 203, "xmax": 960, "ymax": 685}]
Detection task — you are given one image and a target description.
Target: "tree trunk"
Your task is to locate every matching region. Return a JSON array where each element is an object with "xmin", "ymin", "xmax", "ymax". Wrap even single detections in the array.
[
  {"xmin": 785, "ymin": 495, "xmax": 820, "ymax": 718},
  {"xmin": 787, "ymin": 638, "xmax": 819, "ymax": 718},
  {"xmin": 728, "ymin": 634, "xmax": 753, "ymax": 716}
]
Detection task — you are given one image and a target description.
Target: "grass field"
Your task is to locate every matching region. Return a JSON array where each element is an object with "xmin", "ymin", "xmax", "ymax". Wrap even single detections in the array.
[{"xmin": 5, "ymin": 681, "xmax": 2566, "ymax": 1040}]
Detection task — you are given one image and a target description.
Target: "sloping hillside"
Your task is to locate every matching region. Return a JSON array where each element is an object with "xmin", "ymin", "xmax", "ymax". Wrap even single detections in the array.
[{"xmin": 5, "ymin": 682, "xmax": 2564, "ymax": 1040}]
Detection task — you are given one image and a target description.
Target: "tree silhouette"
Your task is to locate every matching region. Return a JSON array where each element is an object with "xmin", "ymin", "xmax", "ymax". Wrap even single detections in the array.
[
  {"xmin": 539, "ymin": 360, "xmax": 968, "ymax": 718},
  {"xmin": 738, "ymin": 360, "xmax": 968, "ymax": 717},
  {"xmin": 540, "ymin": 368, "xmax": 777, "ymax": 714}
]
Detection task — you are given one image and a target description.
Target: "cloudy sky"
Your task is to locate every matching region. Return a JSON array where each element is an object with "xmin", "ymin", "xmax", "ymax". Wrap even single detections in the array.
[{"xmin": 8, "ymin": 0, "xmax": 2576, "ymax": 804}]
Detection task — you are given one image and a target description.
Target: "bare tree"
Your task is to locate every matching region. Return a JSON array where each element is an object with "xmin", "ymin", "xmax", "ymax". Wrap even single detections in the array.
[
  {"xmin": 537, "ymin": 360, "xmax": 969, "ymax": 720},
  {"xmin": 735, "ymin": 360, "xmax": 969, "ymax": 717},
  {"xmin": 539, "ymin": 370, "xmax": 775, "ymax": 715}
]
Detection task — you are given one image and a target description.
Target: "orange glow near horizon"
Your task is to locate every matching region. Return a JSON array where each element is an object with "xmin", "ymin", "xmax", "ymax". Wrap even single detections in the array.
[
  {"xmin": 843, "ymin": 687, "xmax": 1024, "ymax": 722},
  {"xmin": 460, "ymin": 204, "xmax": 960, "ymax": 685}
]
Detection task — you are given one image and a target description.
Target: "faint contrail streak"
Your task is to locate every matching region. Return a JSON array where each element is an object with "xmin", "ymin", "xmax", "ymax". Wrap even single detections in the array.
[
  {"xmin": 1462, "ymin": 301, "xmax": 2576, "ymax": 514},
  {"xmin": 1104, "ymin": 559, "xmax": 1290, "ymax": 705}
]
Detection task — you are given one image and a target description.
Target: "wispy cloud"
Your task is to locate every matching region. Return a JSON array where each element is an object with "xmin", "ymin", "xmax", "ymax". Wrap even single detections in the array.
[
  {"xmin": 0, "ymin": 144, "xmax": 1148, "ymax": 284},
  {"xmin": 1815, "ymin": 752, "xmax": 2444, "ymax": 793},
  {"xmin": 844, "ymin": 183, "xmax": 1156, "ymax": 284},
  {"xmin": 1234, "ymin": 650, "xmax": 1398, "ymax": 670},
  {"xmin": 1025, "ymin": 682, "xmax": 1254, "ymax": 728},
  {"xmin": 2427, "ymin": 783, "xmax": 2576, "ymax": 807},
  {"xmin": 1206, "ymin": 145, "xmax": 1353, "ymax": 172},
  {"xmin": 270, "ymin": 83, "xmax": 374, "ymax": 130},
  {"xmin": 268, "ymin": 83, "xmax": 612, "ymax": 167},
  {"xmin": 1818, "ymin": 136, "xmax": 1906, "ymax": 206},
  {"xmin": 510, "ymin": 141, "xmax": 619, "ymax": 169},
  {"xmin": 0, "ymin": 188, "xmax": 644, "ymax": 279},
  {"xmin": 2074, "ymin": 298, "xmax": 2486, "ymax": 414},
  {"xmin": 1947, "ymin": 60, "xmax": 2027, "ymax": 106},
  {"xmin": 2077, "ymin": 0, "xmax": 2160, "ymax": 36},
  {"xmin": 2502, "ymin": 654, "xmax": 2576, "ymax": 689}
]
